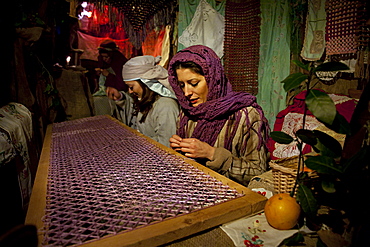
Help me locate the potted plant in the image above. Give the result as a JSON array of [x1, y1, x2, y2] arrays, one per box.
[[270, 60, 370, 246]]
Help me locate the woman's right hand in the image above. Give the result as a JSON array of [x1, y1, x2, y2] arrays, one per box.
[[170, 135, 215, 160], [169, 135, 183, 152]]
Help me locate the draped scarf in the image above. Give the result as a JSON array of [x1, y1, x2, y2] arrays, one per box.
[[168, 45, 268, 150]]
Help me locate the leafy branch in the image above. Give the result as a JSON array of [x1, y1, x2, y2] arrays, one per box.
[[270, 60, 355, 220]]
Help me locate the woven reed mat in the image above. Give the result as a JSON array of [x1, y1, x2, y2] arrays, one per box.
[[224, 0, 260, 95]]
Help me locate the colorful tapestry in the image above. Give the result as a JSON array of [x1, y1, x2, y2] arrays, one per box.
[[267, 91, 358, 160], [224, 0, 260, 94]]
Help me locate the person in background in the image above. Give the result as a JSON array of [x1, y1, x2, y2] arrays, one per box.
[[93, 40, 128, 119], [108, 55, 179, 148], [167, 45, 269, 186]]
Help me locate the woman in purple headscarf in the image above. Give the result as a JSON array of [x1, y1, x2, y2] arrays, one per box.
[[168, 45, 269, 186]]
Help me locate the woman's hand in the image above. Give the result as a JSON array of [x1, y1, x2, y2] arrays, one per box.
[[101, 69, 110, 77], [169, 135, 183, 152], [105, 87, 121, 100], [170, 135, 215, 160], [95, 68, 102, 75]]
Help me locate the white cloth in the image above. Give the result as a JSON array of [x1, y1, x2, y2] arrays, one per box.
[[0, 103, 33, 209], [221, 212, 298, 247], [122, 55, 176, 99], [178, 0, 225, 58]]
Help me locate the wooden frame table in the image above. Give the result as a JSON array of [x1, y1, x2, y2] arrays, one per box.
[[25, 115, 266, 246]]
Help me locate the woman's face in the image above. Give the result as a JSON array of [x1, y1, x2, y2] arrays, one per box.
[[176, 68, 208, 107], [125, 80, 143, 100], [100, 52, 112, 64]]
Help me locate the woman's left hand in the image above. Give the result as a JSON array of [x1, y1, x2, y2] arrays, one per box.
[[106, 87, 121, 100], [177, 138, 215, 160]]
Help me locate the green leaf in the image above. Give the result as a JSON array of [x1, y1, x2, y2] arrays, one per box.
[[321, 179, 336, 193], [319, 112, 351, 135], [292, 60, 310, 71], [313, 61, 350, 72], [312, 130, 342, 158], [296, 129, 317, 146], [297, 184, 318, 217], [281, 73, 309, 92], [306, 89, 336, 125], [44, 84, 51, 92], [305, 156, 343, 174], [270, 131, 294, 144]]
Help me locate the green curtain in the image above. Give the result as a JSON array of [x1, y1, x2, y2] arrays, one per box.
[[177, 0, 225, 51], [257, 0, 292, 129]]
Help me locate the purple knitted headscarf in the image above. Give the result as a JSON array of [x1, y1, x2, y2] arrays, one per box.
[[168, 45, 268, 150]]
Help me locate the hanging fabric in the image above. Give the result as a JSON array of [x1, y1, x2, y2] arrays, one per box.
[[77, 31, 133, 61], [301, 0, 326, 61], [325, 0, 361, 58], [257, 0, 292, 130], [177, 0, 225, 52], [178, 0, 225, 58], [87, 0, 177, 50], [224, 0, 261, 94]]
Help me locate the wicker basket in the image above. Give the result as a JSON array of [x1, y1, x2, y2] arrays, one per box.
[[269, 155, 316, 195]]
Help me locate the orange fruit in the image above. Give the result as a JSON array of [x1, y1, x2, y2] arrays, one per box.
[[303, 166, 313, 172], [264, 193, 301, 230]]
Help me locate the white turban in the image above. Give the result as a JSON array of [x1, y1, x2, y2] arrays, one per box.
[[122, 55, 176, 99]]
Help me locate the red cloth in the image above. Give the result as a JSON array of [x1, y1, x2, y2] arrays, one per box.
[[268, 90, 357, 160]]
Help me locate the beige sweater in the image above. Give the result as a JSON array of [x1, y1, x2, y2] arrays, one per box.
[[183, 106, 268, 186]]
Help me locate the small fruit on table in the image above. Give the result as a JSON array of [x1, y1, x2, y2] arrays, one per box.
[[264, 193, 301, 230]]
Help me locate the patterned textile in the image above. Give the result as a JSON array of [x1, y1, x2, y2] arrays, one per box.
[[178, 0, 225, 58], [268, 91, 358, 160], [221, 212, 298, 247], [301, 0, 326, 61], [177, 0, 225, 52], [224, 0, 260, 94], [0, 103, 32, 210], [325, 0, 363, 57]]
